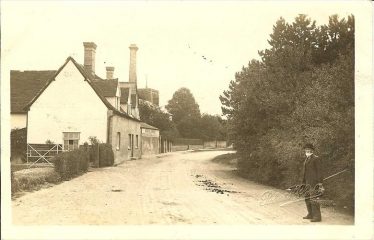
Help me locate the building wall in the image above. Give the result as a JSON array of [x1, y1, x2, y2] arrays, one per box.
[[27, 60, 108, 144], [171, 145, 203, 151], [109, 114, 141, 164], [141, 128, 160, 157], [203, 140, 227, 148], [11, 113, 27, 129]]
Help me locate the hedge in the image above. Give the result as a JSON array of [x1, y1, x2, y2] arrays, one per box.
[[89, 143, 114, 167], [10, 128, 27, 163], [53, 146, 90, 180], [98, 143, 114, 167]]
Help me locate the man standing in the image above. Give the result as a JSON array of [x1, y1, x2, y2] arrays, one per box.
[[302, 143, 324, 222]]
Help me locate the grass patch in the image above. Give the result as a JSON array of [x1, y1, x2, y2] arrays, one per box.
[[211, 153, 237, 165], [12, 167, 61, 197]]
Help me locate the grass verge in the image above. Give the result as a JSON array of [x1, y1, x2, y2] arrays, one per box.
[[11, 168, 61, 198], [211, 153, 237, 165]]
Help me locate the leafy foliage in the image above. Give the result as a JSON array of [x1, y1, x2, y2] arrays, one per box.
[[139, 100, 179, 140], [220, 14, 354, 212], [88, 137, 114, 167], [98, 143, 115, 167], [165, 87, 227, 140], [165, 87, 201, 123], [10, 128, 27, 162], [53, 146, 90, 180]]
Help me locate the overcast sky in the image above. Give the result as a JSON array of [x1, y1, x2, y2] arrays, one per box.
[[2, 1, 358, 115]]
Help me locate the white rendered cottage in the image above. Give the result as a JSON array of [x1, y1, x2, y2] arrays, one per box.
[[11, 42, 146, 164]]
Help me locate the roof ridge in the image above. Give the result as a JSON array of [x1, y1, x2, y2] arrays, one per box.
[[11, 70, 56, 72]]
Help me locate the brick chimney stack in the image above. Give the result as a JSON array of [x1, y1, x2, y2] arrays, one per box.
[[129, 44, 138, 83], [106, 66, 114, 79], [83, 42, 97, 74]]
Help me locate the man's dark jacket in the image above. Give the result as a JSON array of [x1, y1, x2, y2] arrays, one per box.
[[302, 154, 323, 188]]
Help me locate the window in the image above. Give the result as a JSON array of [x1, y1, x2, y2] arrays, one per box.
[[116, 132, 121, 150], [136, 135, 139, 148], [128, 134, 132, 149], [63, 132, 80, 151]]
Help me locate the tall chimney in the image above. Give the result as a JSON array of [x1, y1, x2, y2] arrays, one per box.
[[129, 44, 138, 83], [106, 66, 114, 79], [83, 42, 97, 74]]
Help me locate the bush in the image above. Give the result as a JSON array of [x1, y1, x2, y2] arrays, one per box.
[[88, 137, 114, 167], [53, 147, 90, 180], [11, 128, 27, 163], [98, 143, 114, 167]]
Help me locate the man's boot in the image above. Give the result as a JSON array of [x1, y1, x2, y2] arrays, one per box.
[[310, 200, 322, 222], [303, 198, 313, 219]]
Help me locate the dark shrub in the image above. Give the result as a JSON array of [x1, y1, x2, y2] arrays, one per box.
[[87, 139, 114, 167], [11, 128, 27, 163], [53, 147, 90, 180], [98, 143, 114, 167]]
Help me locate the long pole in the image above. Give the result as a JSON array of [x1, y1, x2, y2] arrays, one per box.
[[279, 168, 349, 207]]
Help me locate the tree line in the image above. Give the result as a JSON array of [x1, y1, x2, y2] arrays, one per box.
[[220, 14, 354, 212], [139, 87, 227, 142]]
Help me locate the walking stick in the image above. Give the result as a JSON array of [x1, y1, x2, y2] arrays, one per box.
[[279, 168, 349, 207]]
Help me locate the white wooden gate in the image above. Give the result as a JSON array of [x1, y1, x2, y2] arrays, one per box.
[[26, 144, 65, 168]]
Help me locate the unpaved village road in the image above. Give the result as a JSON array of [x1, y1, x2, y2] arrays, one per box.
[[12, 150, 353, 225]]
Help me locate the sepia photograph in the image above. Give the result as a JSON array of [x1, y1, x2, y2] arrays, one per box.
[[1, 1, 373, 239]]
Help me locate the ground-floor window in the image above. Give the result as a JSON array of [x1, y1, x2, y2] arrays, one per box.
[[136, 135, 139, 148], [63, 132, 80, 151]]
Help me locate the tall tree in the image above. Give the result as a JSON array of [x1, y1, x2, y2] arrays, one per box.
[[139, 100, 179, 140], [220, 15, 355, 210], [165, 87, 201, 123]]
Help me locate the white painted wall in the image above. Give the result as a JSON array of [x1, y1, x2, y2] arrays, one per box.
[[27, 60, 108, 144], [11, 113, 27, 129]]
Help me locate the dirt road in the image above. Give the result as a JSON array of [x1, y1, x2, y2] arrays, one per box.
[[12, 150, 353, 225]]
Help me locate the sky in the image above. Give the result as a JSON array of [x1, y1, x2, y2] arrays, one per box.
[[2, 1, 358, 115]]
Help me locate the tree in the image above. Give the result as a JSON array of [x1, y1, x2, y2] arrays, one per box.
[[220, 14, 355, 211], [198, 114, 227, 141], [165, 87, 201, 123], [139, 100, 179, 140]]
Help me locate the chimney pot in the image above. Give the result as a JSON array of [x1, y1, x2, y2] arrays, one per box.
[[106, 66, 115, 79], [83, 42, 97, 74]]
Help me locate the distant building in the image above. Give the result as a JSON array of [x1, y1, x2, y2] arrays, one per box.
[[138, 87, 159, 106]]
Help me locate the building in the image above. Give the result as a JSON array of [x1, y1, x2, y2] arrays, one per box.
[[138, 87, 159, 106], [10, 42, 160, 164], [140, 122, 160, 157]]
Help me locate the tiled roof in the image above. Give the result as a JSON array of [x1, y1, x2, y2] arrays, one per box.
[[10, 70, 56, 113], [120, 87, 129, 104], [92, 79, 118, 97], [13, 56, 140, 122], [140, 122, 159, 130]]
